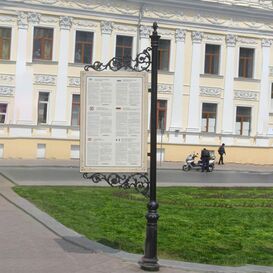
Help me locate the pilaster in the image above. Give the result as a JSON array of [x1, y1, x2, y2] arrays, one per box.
[[169, 29, 186, 143], [139, 25, 151, 53], [186, 31, 203, 143], [13, 11, 34, 131], [257, 39, 272, 138], [100, 21, 113, 64], [52, 16, 72, 130], [222, 34, 237, 135]]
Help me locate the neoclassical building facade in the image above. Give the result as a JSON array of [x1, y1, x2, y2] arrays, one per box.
[[1, 0, 273, 163]]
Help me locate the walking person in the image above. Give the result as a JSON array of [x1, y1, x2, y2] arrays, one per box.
[[218, 143, 226, 165], [201, 148, 210, 172]]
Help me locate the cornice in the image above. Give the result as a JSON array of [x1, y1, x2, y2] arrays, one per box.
[[2, 0, 139, 16], [3, 0, 273, 36]]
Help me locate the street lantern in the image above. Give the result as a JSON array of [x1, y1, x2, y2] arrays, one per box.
[[82, 22, 160, 271]]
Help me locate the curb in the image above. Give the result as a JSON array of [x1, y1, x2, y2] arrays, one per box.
[[1, 165, 273, 174]]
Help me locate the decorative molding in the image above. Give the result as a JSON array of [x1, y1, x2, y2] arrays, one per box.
[[114, 24, 136, 33], [226, 34, 237, 47], [68, 77, 80, 87], [0, 74, 15, 84], [100, 21, 113, 35], [34, 74, 57, 85], [10, 0, 139, 15], [202, 0, 273, 11], [17, 11, 28, 29], [175, 29, 186, 42], [73, 19, 98, 28], [245, 21, 265, 29], [203, 34, 224, 42], [9, 0, 273, 33], [142, 6, 269, 33], [158, 29, 174, 38], [0, 15, 16, 23], [191, 31, 203, 43], [139, 25, 151, 39], [28, 12, 41, 24], [261, 39, 272, 47], [205, 16, 226, 25], [234, 90, 258, 100], [158, 84, 173, 93], [59, 16, 73, 30], [143, 6, 184, 21], [40, 16, 58, 24], [200, 86, 222, 97], [0, 86, 14, 97], [237, 37, 259, 45]]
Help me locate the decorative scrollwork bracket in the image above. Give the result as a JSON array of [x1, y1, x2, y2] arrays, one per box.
[[83, 173, 150, 198], [84, 47, 152, 72]]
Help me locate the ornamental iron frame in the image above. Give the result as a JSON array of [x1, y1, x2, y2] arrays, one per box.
[[83, 22, 160, 271]]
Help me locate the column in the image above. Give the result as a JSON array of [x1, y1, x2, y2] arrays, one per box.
[[169, 29, 186, 143], [139, 25, 151, 129], [186, 31, 203, 144], [139, 25, 150, 52], [221, 34, 236, 145], [52, 16, 72, 136], [256, 39, 272, 146], [12, 12, 34, 136], [100, 21, 113, 64]]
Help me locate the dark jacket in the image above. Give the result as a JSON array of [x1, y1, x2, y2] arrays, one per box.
[[201, 149, 210, 160], [218, 146, 225, 155]]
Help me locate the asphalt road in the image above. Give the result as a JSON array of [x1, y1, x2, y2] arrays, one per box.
[[1, 166, 273, 187]]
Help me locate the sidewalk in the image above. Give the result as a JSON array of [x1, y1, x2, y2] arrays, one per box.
[[1, 158, 273, 172], [1, 174, 273, 273]]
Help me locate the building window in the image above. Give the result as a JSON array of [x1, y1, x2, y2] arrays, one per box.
[[74, 31, 93, 64], [0, 27, 11, 60], [236, 106, 251, 136], [239, 48, 254, 78], [0, 103, 7, 123], [115, 35, 133, 66], [158, 39, 170, 71], [204, 44, 220, 75], [157, 100, 167, 130], [33, 27, 53, 60], [201, 103, 217, 133], [71, 94, 80, 126], [38, 92, 49, 124]]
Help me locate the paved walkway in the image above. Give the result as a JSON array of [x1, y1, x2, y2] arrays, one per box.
[[1, 168, 273, 272]]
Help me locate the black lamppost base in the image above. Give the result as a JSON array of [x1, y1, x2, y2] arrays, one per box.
[[139, 258, 160, 271]]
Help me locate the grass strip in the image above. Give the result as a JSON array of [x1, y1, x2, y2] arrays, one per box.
[[14, 186, 273, 266]]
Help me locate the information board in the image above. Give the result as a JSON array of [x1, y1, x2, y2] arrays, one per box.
[[80, 71, 148, 173]]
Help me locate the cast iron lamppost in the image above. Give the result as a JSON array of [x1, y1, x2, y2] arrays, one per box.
[[83, 22, 160, 271], [139, 22, 160, 271]]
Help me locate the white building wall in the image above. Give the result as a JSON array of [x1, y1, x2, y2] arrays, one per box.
[[1, 0, 273, 160]]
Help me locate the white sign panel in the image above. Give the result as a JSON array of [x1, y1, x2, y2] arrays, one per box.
[[80, 71, 148, 173]]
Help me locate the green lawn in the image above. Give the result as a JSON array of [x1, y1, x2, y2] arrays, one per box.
[[14, 186, 273, 266]]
